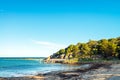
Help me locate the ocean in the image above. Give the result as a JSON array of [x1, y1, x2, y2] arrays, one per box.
[[0, 57, 83, 77]]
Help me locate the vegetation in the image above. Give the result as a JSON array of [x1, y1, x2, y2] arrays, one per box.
[[48, 37, 120, 62]]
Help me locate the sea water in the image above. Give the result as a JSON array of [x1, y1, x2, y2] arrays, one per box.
[[0, 57, 83, 77]]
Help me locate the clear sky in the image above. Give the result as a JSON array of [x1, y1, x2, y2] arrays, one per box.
[[0, 0, 120, 57]]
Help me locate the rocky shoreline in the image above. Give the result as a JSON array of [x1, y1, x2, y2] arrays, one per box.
[[0, 62, 120, 80]]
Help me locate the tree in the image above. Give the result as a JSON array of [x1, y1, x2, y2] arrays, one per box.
[[108, 41, 117, 57], [87, 40, 98, 56], [117, 40, 120, 59], [59, 49, 65, 54], [72, 45, 79, 58], [97, 39, 109, 58], [79, 43, 91, 58], [50, 36, 120, 61]]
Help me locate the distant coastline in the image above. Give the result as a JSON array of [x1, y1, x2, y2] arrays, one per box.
[[0, 57, 46, 59]]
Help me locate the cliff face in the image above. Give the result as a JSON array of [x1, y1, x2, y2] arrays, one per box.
[[49, 52, 74, 60]]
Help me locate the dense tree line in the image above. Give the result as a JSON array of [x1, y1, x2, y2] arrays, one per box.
[[50, 37, 120, 60]]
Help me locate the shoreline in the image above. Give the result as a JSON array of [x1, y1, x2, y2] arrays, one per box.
[[1, 62, 119, 80]]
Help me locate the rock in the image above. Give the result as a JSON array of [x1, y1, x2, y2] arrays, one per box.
[[60, 54, 65, 59]]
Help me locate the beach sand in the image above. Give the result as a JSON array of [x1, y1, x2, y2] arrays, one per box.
[[0, 63, 120, 80]]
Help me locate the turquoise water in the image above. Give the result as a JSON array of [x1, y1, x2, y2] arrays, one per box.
[[0, 57, 82, 77]]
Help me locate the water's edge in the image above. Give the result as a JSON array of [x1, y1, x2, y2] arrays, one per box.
[[0, 57, 87, 77]]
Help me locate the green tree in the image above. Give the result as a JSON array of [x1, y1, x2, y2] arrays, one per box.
[[50, 36, 120, 61], [108, 41, 117, 57], [59, 49, 65, 54], [87, 40, 98, 57], [79, 43, 91, 58], [97, 39, 109, 58], [117, 40, 120, 59], [72, 45, 79, 58]]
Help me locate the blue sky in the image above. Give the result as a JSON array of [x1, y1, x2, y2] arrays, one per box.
[[0, 0, 120, 57]]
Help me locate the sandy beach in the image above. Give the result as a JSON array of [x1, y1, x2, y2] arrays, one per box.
[[1, 62, 120, 80]]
